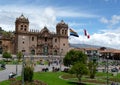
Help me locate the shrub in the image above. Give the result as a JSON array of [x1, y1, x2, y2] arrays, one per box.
[[0, 60, 5, 64], [24, 64, 34, 82], [2, 51, 12, 61]]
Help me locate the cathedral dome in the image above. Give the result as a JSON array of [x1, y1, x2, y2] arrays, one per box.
[[56, 20, 68, 28], [15, 14, 29, 23], [40, 26, 49, 33]]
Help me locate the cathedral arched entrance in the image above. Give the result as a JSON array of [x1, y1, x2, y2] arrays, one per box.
[[0, 41, 2, 54], [0, 46, 2, 54], [43, 46, 48, 55], [54, 50, 57, 55], [31, 49, 35, 55]]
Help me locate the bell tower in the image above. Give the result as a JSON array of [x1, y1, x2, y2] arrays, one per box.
[[15, 14, 29, 33], [56, 20, 68, 36], [56, 20, 69, 55], [14, 14, 30, 54]]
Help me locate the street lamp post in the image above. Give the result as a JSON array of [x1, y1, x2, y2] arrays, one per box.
[[116, 59, 118, 85], [52, 50, 54, 67], [30, 49, 33, 65], [22, 53, 24, 85], [107, 55, 109, 85], [22, 36, 25, 85], [16, 56, 18, 75], [60, 49, 63, 71]]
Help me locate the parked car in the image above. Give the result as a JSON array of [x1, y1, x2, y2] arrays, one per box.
[[111, 68, 118, 72]]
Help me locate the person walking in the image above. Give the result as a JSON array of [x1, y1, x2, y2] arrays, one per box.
[[111, 82, 115, 85]]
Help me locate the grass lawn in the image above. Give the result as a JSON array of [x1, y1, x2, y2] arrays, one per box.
[[0, 72, 94, 85], [0, 72, 74, 85], [0, 68, 3, 71], [0, 80, 11, 85], [34, 72, 75, 85], [1, 71, 119, 85], [61, 72, 120, 85]]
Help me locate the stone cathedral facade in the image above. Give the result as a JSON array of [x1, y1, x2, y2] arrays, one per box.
[[13, 14, 69, 55]]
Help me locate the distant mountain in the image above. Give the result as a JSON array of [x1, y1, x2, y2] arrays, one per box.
[[69, 43, 114, 49]]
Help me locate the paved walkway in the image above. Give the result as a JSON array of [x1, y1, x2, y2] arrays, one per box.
[[0, 65, 22, 82], [0, 64, 65, 82]]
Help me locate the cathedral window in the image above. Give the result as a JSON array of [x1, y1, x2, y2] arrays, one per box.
[[22, 50, 25, 52], [62, 30, 64, 34], [21, 27, 23, 30], [24, 25, 27, 28], [20, 25, 23, 30], [24, 28, 26, 31], [32, 36, 34, 41], [24, 25, 27, 29], [65, 30, 67, 35], [63, 43, 65, 46], [55, 39, 57, 42], [21, 25, 23, 27], [0, 41, 2, 45]]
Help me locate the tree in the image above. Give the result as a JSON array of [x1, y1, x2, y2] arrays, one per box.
[[63, 50, 87, 66], [88, 60, 98, 79], [63, 50, 89, 84], [17, 51, 23, 62], [70, 62, 89, 83], [2, 51, 12, 61]]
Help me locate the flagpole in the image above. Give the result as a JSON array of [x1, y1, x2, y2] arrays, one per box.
[[83, 29, 91, 60]]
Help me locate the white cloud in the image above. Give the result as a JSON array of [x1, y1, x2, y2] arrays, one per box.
[[92, 15, 120, 49], [90, 32, 119, 48], [69, 31, 120, 49], [68, 22, 86, 28], [110, 15, 120, 25], [100, 15, 120, 25], [0, 5, 99, 31], [100, 17, 108, 24], [0, 6, 57, 31], [56, 10, 98, 18]]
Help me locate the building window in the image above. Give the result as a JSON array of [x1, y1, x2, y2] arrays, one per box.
[[32, 37, 34, 41], [65, 30, 67, 35], [22, 50, 25, 52], [24, 28, 26, 31], [63, 43, 65, 46], [62, 30, 64, 34], [21, 28, 23, 30], [0, 41, 2, 45], [31, 49, 35, 55], [55, 39, 57, 42], [21, 25, 23, 27], [22, 41, 24, 44], [24, 25, 27, 28], [87, 50, 91, 54]]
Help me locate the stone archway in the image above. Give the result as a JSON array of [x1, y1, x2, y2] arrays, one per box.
[[0, 46, 2, 54], [54, 50, 57, 55], [0, 41, 2, 54], [43, 46, 48, 55], [31, 49, 35, 55]]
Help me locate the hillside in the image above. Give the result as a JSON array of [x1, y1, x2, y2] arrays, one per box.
[[69, 43, 114, 49]]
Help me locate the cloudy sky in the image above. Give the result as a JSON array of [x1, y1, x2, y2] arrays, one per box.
[[0, 0, 120, 49]]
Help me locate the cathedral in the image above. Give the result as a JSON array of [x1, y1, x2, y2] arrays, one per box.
[[9, 14, 69, 56]]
